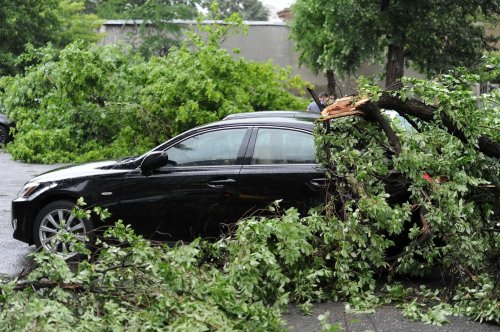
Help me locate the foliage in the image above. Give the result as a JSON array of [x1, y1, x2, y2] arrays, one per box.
[[1, 17, 309, 163], [1, 69, 498, 329], [290, 0, 499, 86], [0, 201, 341, 330], [0, 16, 498, 329], [136, 17, 309, 140], [2, 66, 498, 326], [0, 0, 103, 75], [84, 0, 149, 18], [0, 218, 287, 331], [474, 55, 500, 84], [1, 42, 152, 163], [54, 0, 104, 46], [290, 0, 339, 75], [202, 0, 270, 21]]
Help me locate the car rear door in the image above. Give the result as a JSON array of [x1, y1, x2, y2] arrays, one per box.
[[237, 126, 326, 218], [116, 127, 251, 241]]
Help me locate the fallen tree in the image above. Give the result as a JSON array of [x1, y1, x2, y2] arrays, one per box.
[[313, 69, 499, 322], [320, 93, 500, 159]]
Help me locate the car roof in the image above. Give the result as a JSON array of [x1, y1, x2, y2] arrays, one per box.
[[201, 113, 317, 132], [223, 110, 320, 121]]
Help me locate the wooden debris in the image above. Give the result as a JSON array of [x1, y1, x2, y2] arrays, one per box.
[[320, 96, 369, 120]]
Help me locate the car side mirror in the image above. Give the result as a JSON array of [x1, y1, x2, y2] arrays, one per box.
[[140, 151, 169, 173]]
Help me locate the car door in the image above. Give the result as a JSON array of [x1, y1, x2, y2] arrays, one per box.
[[117, 127, 251, 242], [238, 126, 326, 218]]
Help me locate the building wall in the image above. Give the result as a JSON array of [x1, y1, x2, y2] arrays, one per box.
[[98, 20, 423, 96]]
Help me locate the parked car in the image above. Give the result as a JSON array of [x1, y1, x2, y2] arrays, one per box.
[[12, 112, 326, 257], [0, 111, 13, 146]]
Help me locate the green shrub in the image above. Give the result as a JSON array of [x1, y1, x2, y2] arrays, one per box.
[[1, 17, 309, 163]]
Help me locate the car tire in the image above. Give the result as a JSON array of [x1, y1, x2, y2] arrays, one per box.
[[33, 200, 95, 259], [0, 124, 8, 146]]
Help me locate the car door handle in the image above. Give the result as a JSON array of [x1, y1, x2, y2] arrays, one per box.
[[207, 179, 237, 188], [309, 178, 328, 189]]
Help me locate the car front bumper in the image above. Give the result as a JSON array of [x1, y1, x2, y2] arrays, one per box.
[[12, 198, 40, 245]]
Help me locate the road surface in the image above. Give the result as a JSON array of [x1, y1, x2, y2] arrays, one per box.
[[0, 151, 63, 276]]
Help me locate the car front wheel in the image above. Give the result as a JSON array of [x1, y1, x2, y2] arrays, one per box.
[[33, 200, 95, 259]]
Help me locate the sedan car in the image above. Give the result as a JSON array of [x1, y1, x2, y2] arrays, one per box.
[[0, 111, 13, 146], [12, 113, 326, 257]]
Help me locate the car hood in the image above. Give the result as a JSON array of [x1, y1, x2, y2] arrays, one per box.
[[30, 161, 131, 183]]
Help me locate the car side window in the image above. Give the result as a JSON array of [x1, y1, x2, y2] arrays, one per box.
[[166, 128, 247, 166], [251, 128, 316, 164]]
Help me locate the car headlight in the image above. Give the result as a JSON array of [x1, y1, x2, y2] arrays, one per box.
[[19, 183, 40, 198], [19, 182, 56, 198]]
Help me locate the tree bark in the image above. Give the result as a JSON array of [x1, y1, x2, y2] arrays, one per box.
[[377, 93, 434, 120], [326, 69, 339, 98], [385, 31, 405, 90]]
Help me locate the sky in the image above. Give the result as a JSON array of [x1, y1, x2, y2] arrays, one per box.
[[261, 0, 295, 8], [260, 0, 295, 21]]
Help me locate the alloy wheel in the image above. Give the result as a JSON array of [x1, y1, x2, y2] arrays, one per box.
[[38, 208, 87, 258]]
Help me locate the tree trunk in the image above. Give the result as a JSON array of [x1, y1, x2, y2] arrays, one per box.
[[326, 69, 339, 98], [385, 32, 405, 90]]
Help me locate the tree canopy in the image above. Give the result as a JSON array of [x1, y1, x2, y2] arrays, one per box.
[[0, 0, 102, 75], [88, 0, 270, 21], [291, 0, 499, 89], [84, 0, 148, 18], [203, 0, 270, 21]]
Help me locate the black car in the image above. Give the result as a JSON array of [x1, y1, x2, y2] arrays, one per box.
[[12, 113, 326, 257], [0, 111, 13, 146]]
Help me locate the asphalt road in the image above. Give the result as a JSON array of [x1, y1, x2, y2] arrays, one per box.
[[0, 150, 498, 331], [0, 151, 64, 276]]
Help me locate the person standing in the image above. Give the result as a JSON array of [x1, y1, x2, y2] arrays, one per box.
[[306, 92, 328, 113]]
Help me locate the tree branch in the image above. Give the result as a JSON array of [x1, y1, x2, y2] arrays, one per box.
[[357, 102, 402, 155], [376, 93, 500, 158]]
